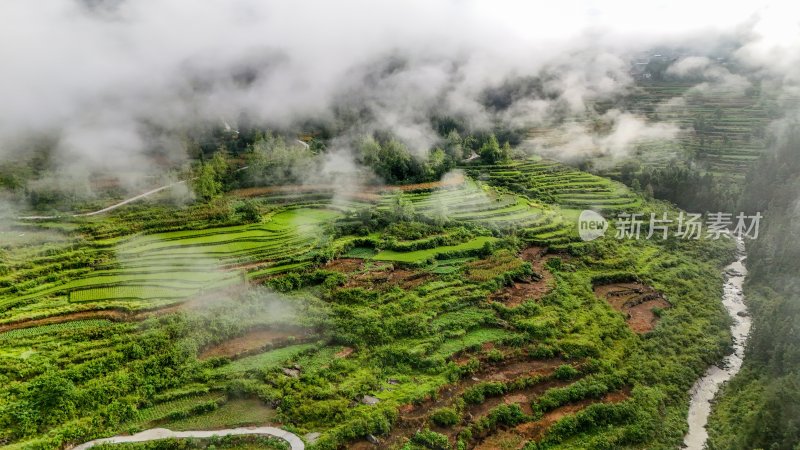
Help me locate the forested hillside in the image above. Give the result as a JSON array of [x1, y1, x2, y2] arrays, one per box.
[[707, 121, 800, 449]]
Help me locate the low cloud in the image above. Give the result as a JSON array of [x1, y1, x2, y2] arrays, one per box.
[[526, 110, 679, 163], [0, 0, 797, 192], [666, 56, 752, 95]]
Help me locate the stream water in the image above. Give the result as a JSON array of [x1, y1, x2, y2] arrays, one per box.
[[683, 237, 751, 449]]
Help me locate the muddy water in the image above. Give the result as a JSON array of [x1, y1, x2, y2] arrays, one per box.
[[683, 237, 751, 449]]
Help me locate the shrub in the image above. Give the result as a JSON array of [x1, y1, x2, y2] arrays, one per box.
[[529, 344, 557, 359], [266, 272, 302, 292], [430, 407, 460, 427], [553, 364, 580, 380], [485, 349, 504, 363], [236, 200, 262, 222], [489, 403, 526, 426], [545, 257, 563, 271], [411, 429, 450, 449], [463, 381, 506, 404]]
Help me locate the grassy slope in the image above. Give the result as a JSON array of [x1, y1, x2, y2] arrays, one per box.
[[0, 162, 735, 450]]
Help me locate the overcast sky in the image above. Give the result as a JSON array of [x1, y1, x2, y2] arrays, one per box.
[[0, 0, 797, 187]]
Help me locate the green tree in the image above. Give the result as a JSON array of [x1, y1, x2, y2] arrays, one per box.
[[236, 199, 262, 223], [426, 147, 451, 180], [479, 134, 509, 164], [359, 137, 419, 184], [193, 163, 222, 201], [390, 195, 415, 222], [444, 129, 464, 159], [243, 133, 316, 186], [24, 371, 77, 429]]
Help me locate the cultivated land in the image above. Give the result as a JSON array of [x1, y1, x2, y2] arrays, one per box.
[[528, 79, 795, 182], [0, 158, 736, 450]]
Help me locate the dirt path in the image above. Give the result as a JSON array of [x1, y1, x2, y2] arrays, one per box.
[[0, 309, 131, 333], [198, 328, 309, 360], [17, 169, 464, 221], [70, 426, 304, 450], [18, 180, 188, 220]]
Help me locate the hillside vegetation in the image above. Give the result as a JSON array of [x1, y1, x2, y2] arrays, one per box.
[[0, 155, 737, 450]]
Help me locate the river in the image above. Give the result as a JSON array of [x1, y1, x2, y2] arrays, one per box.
[[683, 237, 751, 449]]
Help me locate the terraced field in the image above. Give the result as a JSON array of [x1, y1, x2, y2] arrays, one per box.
[[626, 82, 773, 176], [0, 163, 737, 450], [376, 177, 581, 247], [0, 208, 340, 323], [465, 159, 640, 211], [525, 81, 792, 181]]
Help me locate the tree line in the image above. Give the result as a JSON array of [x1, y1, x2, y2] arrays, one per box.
[[190, 129, 511, 200], [706, 120, 800, 450]]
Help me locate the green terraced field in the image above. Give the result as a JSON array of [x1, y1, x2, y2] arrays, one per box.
[[373, 236, 497, 263], [134, 392, 226, 424], [372, 177, 582, 248], [0, 163, 738, 450], [524, 81, 778, 182], [0, 208, 340, 319], [0, 319, 113, 341], [216, 343, 317, 374], [622, 81, 778, 178], [465, 159, 640, 211]]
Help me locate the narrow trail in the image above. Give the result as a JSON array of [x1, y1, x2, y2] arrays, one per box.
[[18, 180, 187, 220], [683, 237, 750, 449], [16, 140, 308, 221], [71, 426, 304, 450]]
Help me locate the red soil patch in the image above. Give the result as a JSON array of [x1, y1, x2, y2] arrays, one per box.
[[382, 173, 466, 192], [325, 258, 365, 273], [335, 347, 355, 358], [469, 378, 570, 419], [198, 327, 308, 360], [488, 247, 564, 307], [230, 176, 465, 202], [345, 266, 431, 290], [326, 258, 431, 290], [230, 185, 380, 202], [0, 309, 130, 333], [483, 359, 564, 382], [475, 388, 631, 449], [594, 282, 671, 333], [504, 393, 532, 413], [519, 246, 547, 261], [489, 279, 552, 307], [514, 389, 630, 440], [354, 357, 568, 449]]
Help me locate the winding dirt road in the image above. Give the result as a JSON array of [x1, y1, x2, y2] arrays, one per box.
[[18, 180, 188, 220], [71, 426, 304, 450], [16, 140, 310, 221]]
